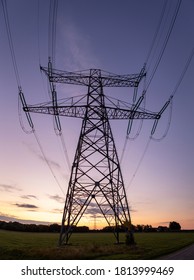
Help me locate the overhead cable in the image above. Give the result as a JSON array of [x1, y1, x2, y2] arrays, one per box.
[[33, 131, 66, 196], [151, 44, 194, 140], [2, 0, 65, 196], [48, 0, 58, 67], [126, 137, 152, 191], [171, 45, 194, 99], [1, 0, 21, 89], [145, 0, 182, 91], [145, 0, 168, 64]]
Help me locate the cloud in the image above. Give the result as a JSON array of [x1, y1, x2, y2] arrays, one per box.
[[88, 214, 102, 219], [86, 207, 103, 215], [86, 204, 115, 215], [157, 221, 170, 225], [38, 154, 61, 170], [85, 203, 136, 215], [0, 212, 18, 221], [128, 206, 137, 212], [0, 212, 49, 225], [0, 184, 22, 192], [51, 208, 63, 214], [48, 194, 64, 203], [15, 203, 38, 209], [21, 195, 38, 200]]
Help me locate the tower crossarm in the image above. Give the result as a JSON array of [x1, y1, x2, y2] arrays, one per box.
[[106, 106, 160, 120], [40, 67, 146, 88], [24, 104, 160, 120]]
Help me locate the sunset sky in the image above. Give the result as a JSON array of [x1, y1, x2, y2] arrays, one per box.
[[0, 0, 194, 230]]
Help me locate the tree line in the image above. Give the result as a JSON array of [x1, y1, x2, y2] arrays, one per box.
[[102, 221, 181, 232], [0, 221, 60, 232], [0, 220, 181, 233]]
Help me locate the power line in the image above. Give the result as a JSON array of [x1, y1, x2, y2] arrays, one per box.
[[39, 0, 71, 187], [33, 130, 66, 196], [48, 0, 72, 183], [37, 0, 42, 66], [145, 0, 182, 91], [48, 0, 58, 66], [126, 137, 151, 191], [120, 0, 168, 163], [145, 0, 168, 64], [151, 44, 194, 140], [1, 0, 21, 89], [123, 0, 182, 186], [120, 135, 129, 164], [120, 82, 146, 165], [54, 124, 71, 171], [146, 0, 172, 72], [19, 88, 66, 196], [2, 0, 65, 197], [127, 41, 194, 188], [120, 119, 144, 165], [171, 45, 194, 99], [47, 0, 72, 174]]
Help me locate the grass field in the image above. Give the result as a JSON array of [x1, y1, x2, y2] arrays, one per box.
[[0, 230, 194, 259]]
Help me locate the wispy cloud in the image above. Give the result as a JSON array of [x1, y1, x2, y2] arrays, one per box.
[[0, 212, 18, 221], [86, 207, 102, 215], [38, 154, 61, 170], [48, 194, 64, 203], [15, 203, 38, 209], [0, 184, 22, 192], [85, 203, 136, 215], [157, 221, 170, 225], [51, 208, 63, 214], [129, 206, 137, 212], [21, 195, 38, 200]]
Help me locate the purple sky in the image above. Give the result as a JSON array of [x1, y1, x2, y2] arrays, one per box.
[[0, 0, 194, 229]]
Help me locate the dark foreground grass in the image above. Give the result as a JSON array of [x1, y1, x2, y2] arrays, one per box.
[[0, 230, 194, 260]]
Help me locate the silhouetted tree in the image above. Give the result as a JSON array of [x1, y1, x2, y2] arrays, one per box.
[[169, 221, 181, 231], [26, 224, 38, 232], [49, 223, 61, 232], [136, 225, 143, 232], [74, 226, 89, 232], [102, 226, 115, 232], [157, 226, 169, 232], [144, 225, 153, 232]]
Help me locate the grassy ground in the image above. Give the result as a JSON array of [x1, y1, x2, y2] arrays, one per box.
[[0, 230, 194, 260]]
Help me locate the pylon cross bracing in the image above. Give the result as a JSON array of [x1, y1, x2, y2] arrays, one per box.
[[23, 67, 159, 246]]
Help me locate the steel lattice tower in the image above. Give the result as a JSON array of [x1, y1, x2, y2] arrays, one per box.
[[23, 65, 160, 246]]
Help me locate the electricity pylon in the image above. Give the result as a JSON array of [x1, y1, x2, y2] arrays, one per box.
[[23, 65, 160, 246]]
